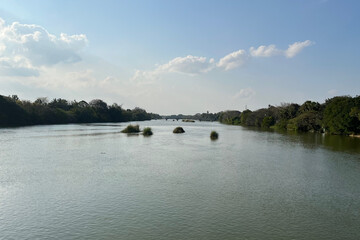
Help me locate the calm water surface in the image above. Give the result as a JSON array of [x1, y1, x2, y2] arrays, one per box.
[[0, 120, 359, 239]]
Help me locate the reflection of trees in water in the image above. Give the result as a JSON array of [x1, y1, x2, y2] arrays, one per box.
[[282, 131, 360, 155], [242, 126, 360, 155]]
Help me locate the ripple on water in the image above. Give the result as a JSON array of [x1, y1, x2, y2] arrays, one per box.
[[0, 120, 359, 239]]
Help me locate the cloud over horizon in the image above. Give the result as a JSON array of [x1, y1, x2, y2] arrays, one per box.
[[133, 40, 314, 80], [233, 87, 256, 99], [150, 55, 215, 77], [285, 40, 314, 58], [217, 49, 248, 70], [0, 18, 88, 77], [250, 40, 314, 58], [0, 17, 316, 114], [0, 17, 313, 82]]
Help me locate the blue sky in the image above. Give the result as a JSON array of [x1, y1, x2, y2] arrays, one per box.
[[0, 0, 359, 114]]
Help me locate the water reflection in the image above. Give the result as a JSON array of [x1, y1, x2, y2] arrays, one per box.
[[241, 126, 360, 155], [0, 120, 359, 239]]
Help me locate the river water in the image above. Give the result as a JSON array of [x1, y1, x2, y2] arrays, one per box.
[[0, 120, 359, 239]]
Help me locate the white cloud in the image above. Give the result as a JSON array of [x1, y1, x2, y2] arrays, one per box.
[[250, 40, 314, 58], [132, 55, 215, 81], [0, 17, 88, 76], [155, 55, 215, 75], [233, 88, 256, 99], [217, 49, 247, 71], [285, 40, 314, 58], [249, 44, 280, 57], [133, 40, 314, 80], [0, 55, 39, 76]]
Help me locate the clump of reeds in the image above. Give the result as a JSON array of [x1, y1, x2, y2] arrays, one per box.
[[173, 127, 185, 134], [143, 127, 153, 136], [121, 124, 140, 133], [210, 131, 219, 140]]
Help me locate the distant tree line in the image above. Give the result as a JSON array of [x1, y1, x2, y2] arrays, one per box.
[[0, 94, 161, 127], [161, 95, 360, 135], [2, 94, 359, 135], [218, 96, 360, 135], [163, 112, 220, 122]]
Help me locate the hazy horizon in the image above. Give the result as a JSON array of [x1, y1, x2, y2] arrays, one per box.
[[0, 0, 359, 115]]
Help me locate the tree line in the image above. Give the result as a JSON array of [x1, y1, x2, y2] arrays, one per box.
[[163, 112, 220, 122], [0, 95, 161, 127], [218, 96, 360, 135], [1, 94, 359, 135]]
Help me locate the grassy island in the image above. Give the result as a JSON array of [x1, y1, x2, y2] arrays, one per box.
[[143, 127, 153, 136], [210, 131, 219, 140], [173, 127, 185, 134], [121, 124, 140, 133]]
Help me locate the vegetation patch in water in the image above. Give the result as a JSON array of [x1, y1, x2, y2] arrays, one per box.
[[182, 119, 195, 122], [143, 127, 153, 136], [173, 127, 185, 134], [121, 124, 140, 133], [210, 131, 219, 140]]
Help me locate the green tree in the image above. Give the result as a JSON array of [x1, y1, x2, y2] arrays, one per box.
[[299, 101, 321, 113], [261, 116, 275, 128], [350, 107, 360, 121], [240, 109, 252, 125], [323, 96, 360, 134], [0, 96, 29, 126]]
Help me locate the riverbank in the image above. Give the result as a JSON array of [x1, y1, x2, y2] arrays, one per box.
[[0, 95, 161, 128]]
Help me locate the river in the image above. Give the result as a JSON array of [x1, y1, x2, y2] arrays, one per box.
[[0, 120, 359, 239]]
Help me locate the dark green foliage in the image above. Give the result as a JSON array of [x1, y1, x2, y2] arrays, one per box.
[[323, 96, 360, 135], [217, 96, 360, 135], [143, 127, 153, 136], [121, 124, 140, 133], [261, 116, 275, 128], [210, 131, 219, 140], [274, 103, 304, 130], [164, 112, 219, 121], [89, 99, 108, 109], [240, 109, 252, 125], [108, 103, 123, 122], [245, 108, 272, 127], [0, 95, 29, 126], [196, 112, 220, 121], [279, 103, 300, 120], [219, 111, 241, 125], [69, 107, 97, 123], [0, 94, 160, 127], [48, 98, 71, 111], [275, 119, 289, 130], [34, 97, 48, 105], [299, 101, 321, 114], [289, 111, 322, 132], [173, 127, 185, 134], [350, 107, 360, 121]]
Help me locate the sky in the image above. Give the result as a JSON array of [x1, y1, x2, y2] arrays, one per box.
[[0, 0, 359, 114]]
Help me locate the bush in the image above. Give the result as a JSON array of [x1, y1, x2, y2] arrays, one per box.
[[219, 110, 241, 125], [121, 124, 140, 133], [143, 127, 153, 136], [289, 111, 322, 132], [261, 116, 275, 128], [173, 127, 185, 133], [210, 131, 219, 140], [323, 96, 360, 135]]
